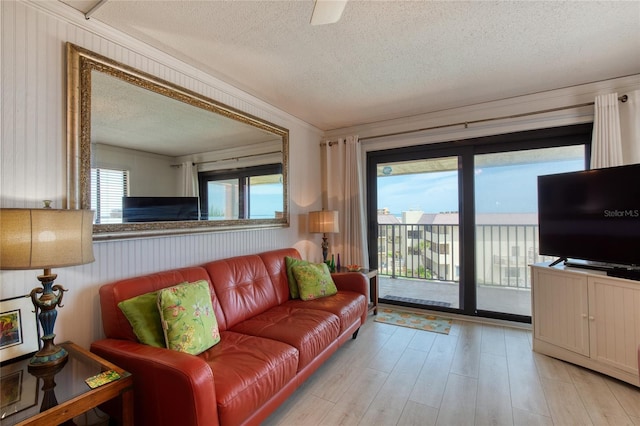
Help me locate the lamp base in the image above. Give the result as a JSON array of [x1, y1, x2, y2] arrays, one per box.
[[29, 270, 68, 370], [321, 235, 329, 262], [29, 338, 68, 369]]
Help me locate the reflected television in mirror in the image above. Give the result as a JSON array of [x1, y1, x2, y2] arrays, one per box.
[[122, 197, 200, 222]]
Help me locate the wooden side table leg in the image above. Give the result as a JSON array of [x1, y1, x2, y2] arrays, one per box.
[[121, 388, 134, 426]]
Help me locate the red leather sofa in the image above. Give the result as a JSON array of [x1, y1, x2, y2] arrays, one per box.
[[91, 248, 368, 426]]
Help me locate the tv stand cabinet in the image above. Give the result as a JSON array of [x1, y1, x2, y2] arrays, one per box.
[[531, 263, 640, 387]]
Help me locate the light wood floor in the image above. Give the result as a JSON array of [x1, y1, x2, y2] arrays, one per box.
[[264, 308, 640, 426]]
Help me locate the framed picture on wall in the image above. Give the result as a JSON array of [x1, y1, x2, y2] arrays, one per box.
[[0, 296, 39, 364]]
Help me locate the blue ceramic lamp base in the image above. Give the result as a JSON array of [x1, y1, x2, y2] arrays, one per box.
[[28, 271, 69, 370]]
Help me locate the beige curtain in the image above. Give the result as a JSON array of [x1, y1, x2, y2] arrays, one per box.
[[591, 93, 623, 168], [619, 89, 640, 165], [178, 161, 198, 197], [322, 136, 369, 268]]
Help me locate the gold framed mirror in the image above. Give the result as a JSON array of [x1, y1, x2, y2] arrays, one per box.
[[67, 43, 289, 240]]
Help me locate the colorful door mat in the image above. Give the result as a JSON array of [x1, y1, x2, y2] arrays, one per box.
[[374, 308, 452, 334]]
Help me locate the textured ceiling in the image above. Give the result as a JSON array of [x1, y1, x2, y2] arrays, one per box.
[[60, 0, 640, 131]]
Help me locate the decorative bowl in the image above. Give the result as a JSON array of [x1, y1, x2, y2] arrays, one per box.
[[346, 264, 361, 272]]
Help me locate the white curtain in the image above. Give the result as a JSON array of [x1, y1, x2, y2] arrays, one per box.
[[619, 89, 640, 165], [322, 136, 369, 268], [591, 93, 623, 168], [178, 161, 199, 197]]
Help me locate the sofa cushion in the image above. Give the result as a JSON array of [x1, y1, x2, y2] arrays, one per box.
[[230, 305, 340, 370], [203, 255, 279, 329], [158, 281, 221, 355], [117, 290, 166, 348], [292, 262, 338, 301], [198, 331, 299, 426], [258, 248, 302, 304], [285, 291, 367, 334]]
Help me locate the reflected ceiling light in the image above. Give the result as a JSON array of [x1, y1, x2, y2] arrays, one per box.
[[310, 0, 348, 26]]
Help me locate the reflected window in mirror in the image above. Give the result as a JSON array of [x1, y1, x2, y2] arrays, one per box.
[[198, 164, 283, 220], [91, 168, 129, 224]]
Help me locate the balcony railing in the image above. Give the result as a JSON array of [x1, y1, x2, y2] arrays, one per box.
[[377, 223, 553, 289]]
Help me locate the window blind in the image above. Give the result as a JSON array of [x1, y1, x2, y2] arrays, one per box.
[[91, 168, 129, 224]]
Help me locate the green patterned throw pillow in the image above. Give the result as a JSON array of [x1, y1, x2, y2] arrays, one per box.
[[157, 280, 220, 355], [291, 262, 338, 301], [285, 256, 310, 299], [118, 290, 166, 348]]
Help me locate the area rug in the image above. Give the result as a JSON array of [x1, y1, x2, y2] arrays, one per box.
[[375, 308, 452, 334]]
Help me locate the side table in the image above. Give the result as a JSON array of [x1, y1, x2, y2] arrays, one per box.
[[1, 341, 133, 426], [339, 268, 378, 315]]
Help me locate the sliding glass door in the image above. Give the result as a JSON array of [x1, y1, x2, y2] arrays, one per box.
[[367, 124, 592, 321], [474, 146, 586, 316], [376, 156, 461, 309]]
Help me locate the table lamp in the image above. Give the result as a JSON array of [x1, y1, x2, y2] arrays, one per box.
[[308, 210, 339, 262], [0, 206, 94, 369]]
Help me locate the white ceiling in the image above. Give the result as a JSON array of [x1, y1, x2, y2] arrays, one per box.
[[60, 0, 640, 132]]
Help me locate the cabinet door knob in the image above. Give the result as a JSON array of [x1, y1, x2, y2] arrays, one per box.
[[582, 314, 588, 318], [589, 316, 595, 321]]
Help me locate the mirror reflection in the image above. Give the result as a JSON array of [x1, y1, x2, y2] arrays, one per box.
[[67, 43, 289, 239]]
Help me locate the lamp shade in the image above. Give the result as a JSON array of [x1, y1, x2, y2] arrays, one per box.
[[308, 210, 339, 234], [0, 208, 95, 270]]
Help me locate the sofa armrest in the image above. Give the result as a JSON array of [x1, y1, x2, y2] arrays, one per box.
[[331, 272, 368, 296], [91, 339, 219, 426]]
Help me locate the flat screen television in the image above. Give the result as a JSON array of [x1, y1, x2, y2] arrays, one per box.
[[537, 163, 640, 270], [122, 197, 199, 222]]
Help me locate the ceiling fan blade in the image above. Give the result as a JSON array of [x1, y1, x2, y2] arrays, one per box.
[[310, 0, 348, 26]]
